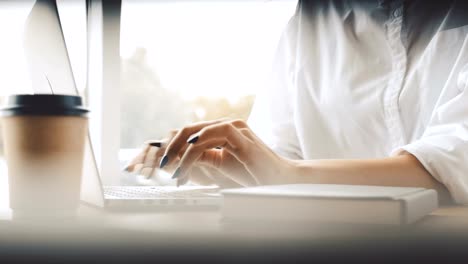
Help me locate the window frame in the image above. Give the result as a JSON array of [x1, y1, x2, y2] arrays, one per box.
[[87, 0, 122, 184]]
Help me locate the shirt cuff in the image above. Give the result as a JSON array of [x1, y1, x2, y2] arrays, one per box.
[[391, 140, 468, 204]]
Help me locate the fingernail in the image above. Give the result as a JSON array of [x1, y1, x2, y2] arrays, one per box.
[[172, 167, 182, 179], [187, 135, 199, 144], [149, 142, 162, 147], [160, 155, 169, 169]]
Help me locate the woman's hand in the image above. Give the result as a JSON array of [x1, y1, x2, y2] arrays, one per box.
[[124, 119, 451, 204], [124, 129, 177, 178], [125, 119, 296, 187]]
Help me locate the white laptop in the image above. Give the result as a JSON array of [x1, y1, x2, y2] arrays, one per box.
[[80, 139, 221, 209], [23, 0, 222, 209]]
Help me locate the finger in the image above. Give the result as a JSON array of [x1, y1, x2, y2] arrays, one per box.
[[124, 144, 151, 172], [173, 123, 252, 182], [238, 127, 255, 141], [171, 140, 226, 183], [187, 122, 253, 163], [143, 131, 178, 178], [176, 174, 190, 187], [160, 119, 228, 169], [144, 142, 169, 178], [194, 165, 244, 188], [173, 132, 235, 178], [187, 166, 217, 186], [199, 150, 257, 187], [140, 145, 160, 177], [140, 141, 170, 178], [125, 138, 168, 173], [191, 123, 261, 185], [230, 120, 261, 143], [132, 163, 144, 175], [229, 119, 249, 129], [186, 120, 251, 145], [175, 166, 241, 188]]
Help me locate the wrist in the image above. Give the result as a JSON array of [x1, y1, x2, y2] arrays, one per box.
[[275, 158, 313, 185], [258, 156, 296, 185], [289, 159, 321, 184]]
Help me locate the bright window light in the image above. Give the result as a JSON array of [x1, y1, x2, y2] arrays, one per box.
[[0, 0, 86, 97], [0, 1, 35, 96], [120, 0, 297, 148]]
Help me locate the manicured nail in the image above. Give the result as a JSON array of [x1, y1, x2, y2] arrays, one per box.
[[187, 135, 199, 144], [149, 142, 162, 147], [160, 155, 169, 169], [172, 167, 182, 179]]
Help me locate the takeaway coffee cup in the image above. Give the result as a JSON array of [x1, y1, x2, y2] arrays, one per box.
[[0, 94, 88, 219]]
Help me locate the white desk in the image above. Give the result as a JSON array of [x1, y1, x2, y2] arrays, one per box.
[[3, 158, 468, 263], [2, 155, 468, 234]]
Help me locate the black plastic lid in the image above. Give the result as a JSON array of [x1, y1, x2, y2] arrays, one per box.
[[0, 94, 89, 117]]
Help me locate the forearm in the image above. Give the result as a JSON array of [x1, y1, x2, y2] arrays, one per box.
[[288, 153, 450, 201]]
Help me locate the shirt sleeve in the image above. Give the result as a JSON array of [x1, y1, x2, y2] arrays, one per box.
[[393, 61, 468, 204], [247, 13, 303, 160]]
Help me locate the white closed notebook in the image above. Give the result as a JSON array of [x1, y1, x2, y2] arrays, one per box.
[[221, 184, 438, 225]]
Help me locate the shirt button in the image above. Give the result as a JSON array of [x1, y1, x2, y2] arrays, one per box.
[[393, 8, 402, 18]]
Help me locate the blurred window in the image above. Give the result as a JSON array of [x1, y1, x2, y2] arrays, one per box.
[[120, 0, 297, 148]]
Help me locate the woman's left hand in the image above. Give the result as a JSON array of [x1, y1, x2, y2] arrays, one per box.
[[160, 119, 295, 187]]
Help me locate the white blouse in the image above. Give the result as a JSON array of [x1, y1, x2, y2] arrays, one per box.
[[248, 0, 468, 204]]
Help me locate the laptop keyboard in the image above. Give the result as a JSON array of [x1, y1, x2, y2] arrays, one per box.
[[103, 186, 220, 199]]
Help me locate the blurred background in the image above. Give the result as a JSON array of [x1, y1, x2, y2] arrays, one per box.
[[0, 0, 298, 187], [0, 0, 297, 147], [118, 0, 297, 147]]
